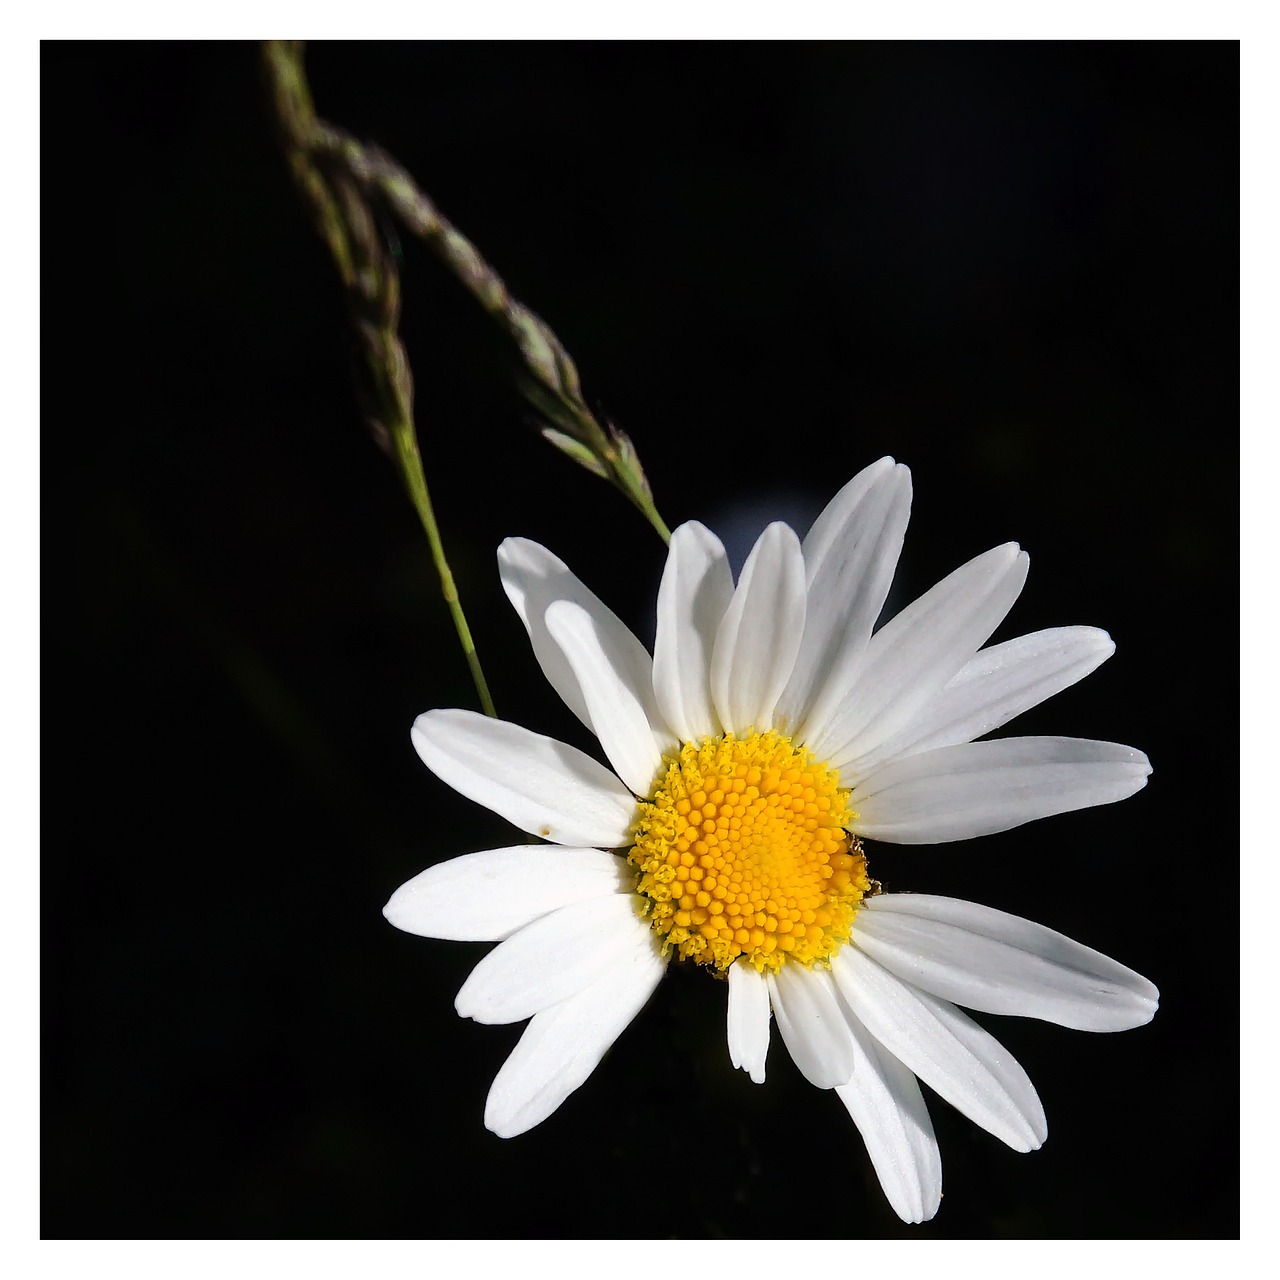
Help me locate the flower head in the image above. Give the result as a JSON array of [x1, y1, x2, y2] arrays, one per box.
[[385, 457, 1157, 1223]]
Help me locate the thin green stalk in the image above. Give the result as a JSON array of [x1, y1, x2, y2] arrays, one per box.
[[392, 425, 496, 717], [262, 40, 497, 716]]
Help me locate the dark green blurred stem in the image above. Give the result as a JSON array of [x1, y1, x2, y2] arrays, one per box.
[[262, 40, 497, 717]]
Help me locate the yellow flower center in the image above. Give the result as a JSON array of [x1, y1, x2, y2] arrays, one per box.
[[629, 731, 871, 974]]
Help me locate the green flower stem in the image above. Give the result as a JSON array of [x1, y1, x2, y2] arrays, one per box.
[[262, 40, 497, 717], [392, 426, 496, 720]]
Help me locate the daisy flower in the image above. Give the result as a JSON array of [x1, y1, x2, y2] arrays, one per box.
[[384, 456, 1157, 1223]]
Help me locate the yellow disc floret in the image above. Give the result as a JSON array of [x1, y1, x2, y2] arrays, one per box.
[[629, 730, 871, 974]]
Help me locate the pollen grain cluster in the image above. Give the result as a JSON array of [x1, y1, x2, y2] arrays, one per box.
[[629, 730, 870, 973]]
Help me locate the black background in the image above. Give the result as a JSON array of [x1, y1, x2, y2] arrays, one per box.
[[44, 41, 1237, 1238]]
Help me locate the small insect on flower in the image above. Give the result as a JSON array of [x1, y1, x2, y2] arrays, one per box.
[[385, 457, 1157, 1223]]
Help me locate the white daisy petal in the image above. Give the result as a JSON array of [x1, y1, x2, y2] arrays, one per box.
[[383, 846, 632, 942], [710, 522, 807, 734], [498, 537, 657, 736], [834, 1007, 942, 1225], [852, 626, 1116, 776], [806, 543, 1029, 769], [833, 946, 1047, 1151], [652, 521, 735, 742], [851, 735, 1152, 844], [483, 926, 666, 1138], [455, 893, 649, 1025], [545, 599, 674, 796], [411, 708, 637, 848], [856, 894, 1159, 1031], [766, 963, 858, 1090], [775, 459, 912, 734], [726, 961, 771, 1084]]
